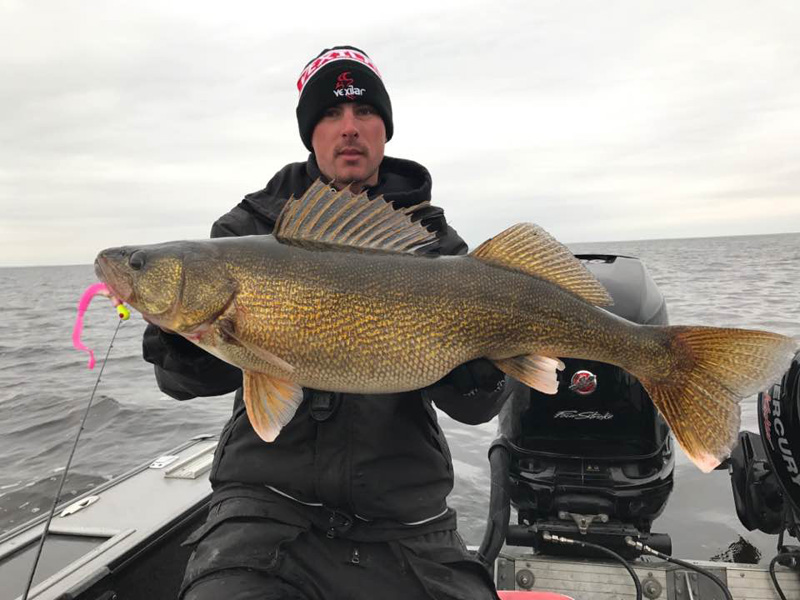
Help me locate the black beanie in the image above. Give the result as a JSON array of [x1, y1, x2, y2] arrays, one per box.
[[296, 46, 393, 152]]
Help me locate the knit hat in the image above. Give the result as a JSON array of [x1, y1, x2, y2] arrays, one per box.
[[296, 45, 393, 152]]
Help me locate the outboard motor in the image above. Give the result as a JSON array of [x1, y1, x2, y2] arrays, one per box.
[[478, 255, 674, 565], [728, 350, 800, 546]]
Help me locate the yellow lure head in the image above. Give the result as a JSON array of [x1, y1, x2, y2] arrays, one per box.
[[116, 304, 131, 320]]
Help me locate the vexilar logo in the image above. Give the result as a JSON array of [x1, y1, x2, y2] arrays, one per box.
[[333, 71, 365, 99], [336, 71, 354, 89]]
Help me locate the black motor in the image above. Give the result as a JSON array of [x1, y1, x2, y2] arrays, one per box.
[[478, 254, 674, 565], [728, 350, 800, 543]]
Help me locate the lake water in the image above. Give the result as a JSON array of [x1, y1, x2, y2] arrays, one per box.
[[0, 232, 798, 565]]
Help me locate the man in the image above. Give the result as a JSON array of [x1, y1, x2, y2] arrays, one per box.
[[143, 45, 508, 600]]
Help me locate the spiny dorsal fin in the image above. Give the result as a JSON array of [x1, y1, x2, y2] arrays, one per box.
[[471, 223, 613, 306], [274, 179, 437, 254]]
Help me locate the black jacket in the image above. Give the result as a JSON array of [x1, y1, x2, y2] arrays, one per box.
[[143, 155, 509, 533]]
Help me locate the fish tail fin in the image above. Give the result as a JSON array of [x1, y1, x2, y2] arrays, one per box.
[[638, 326, 797, 472]]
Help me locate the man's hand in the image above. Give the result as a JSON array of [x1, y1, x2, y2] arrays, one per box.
[[440, 359, 505, 397], [424, 359, 509, 425]]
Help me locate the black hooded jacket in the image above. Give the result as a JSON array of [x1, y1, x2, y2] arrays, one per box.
[[142, 155, 509, 533]]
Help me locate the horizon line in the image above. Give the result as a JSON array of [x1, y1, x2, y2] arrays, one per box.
[[1, 229, 798, 270]]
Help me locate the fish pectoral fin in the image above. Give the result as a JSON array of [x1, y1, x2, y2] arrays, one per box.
[[218, 316, 295, 373], [243, 371, 304, 442], [470, 223, 613, 306], [493, 354, 565, 395], [273, 179, 438, 254], [243, 344, 295, 373]]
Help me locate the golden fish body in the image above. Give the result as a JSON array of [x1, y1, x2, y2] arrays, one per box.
[[190, 236, 631, 392], [95, 181, 798, 472]]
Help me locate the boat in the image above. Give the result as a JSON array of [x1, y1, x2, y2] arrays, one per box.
[[1, 435, 215, 600], [3, 254, 800, 599], [2, 432, 798, 599]]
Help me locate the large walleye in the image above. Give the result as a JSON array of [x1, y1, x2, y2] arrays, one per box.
[[95, 181, 797, 472]]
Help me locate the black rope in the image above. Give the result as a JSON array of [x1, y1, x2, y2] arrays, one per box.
[[578, 539, 643, 600], [626, 536, 733, 600], [21, 318, 124, 600], [769, 554, 791, 600], [544, 533, 642, 600], [658, 553, 734, 600]]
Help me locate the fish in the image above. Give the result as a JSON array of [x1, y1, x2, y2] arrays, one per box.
[[94, 180, 798, 472]]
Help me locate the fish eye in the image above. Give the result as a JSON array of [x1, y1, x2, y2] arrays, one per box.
[[129, 250, 146, 270]]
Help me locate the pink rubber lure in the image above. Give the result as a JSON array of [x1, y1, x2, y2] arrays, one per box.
[[73, 282, 129, 369]]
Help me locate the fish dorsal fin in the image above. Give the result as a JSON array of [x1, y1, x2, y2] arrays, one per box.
[[274, 179, 437, 254], [470, 223, 613, 306]]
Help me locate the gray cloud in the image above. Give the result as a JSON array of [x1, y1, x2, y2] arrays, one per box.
[[1, 0, 798, 266]]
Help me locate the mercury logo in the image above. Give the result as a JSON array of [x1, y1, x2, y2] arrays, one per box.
[[762, 392, 772, 444], [569, 370, 597, 395], [769, 392, 800, 487]]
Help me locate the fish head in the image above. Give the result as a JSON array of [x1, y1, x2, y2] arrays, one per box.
[[94, 241, 238, 335]]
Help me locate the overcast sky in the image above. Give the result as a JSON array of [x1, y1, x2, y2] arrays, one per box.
[[1, 0, 798, 267]]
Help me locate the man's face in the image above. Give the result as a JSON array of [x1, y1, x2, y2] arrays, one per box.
[[311, 102, 386, 192]]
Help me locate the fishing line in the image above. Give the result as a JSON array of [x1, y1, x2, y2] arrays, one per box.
[[21, 317, 124, 600]]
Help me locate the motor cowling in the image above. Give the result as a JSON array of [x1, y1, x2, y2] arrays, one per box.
[[755, 351, 800, 536]]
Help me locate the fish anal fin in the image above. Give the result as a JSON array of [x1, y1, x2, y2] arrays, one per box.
[[471, 223, 613, 306], [493, 354, 565, 395], [243, 371, 304, 442], [274, 179, 437, 254]]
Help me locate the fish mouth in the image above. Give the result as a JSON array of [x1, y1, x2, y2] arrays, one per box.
[[94, 246, 237, 335], [94, 254, 175, 329], [94, 254, 133, 302]]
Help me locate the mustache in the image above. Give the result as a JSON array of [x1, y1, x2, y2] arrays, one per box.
[[335, 143, 368, 155]]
